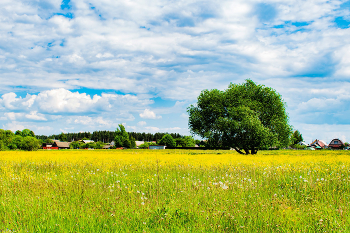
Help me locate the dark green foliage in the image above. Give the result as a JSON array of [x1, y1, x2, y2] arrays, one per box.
[[69, 141, 106, 149], [158, 134, 176, 147], [129, 136, 136, 148], [114, 124, 131, 148], [290, 130, 304, 146], [95, 141, 105, 149], [123, 138, 131, 148], [21, 136, 41, 151], [114, 137, 123, 148], [37, 131, 183, 143], [83, 142, 96, 149], [69, 141, 84, 149], [175, 136, 196, 147], [138, 142, 156, 149], [188, 80, 292, 154], [0, 140, 4, 151], [0, 129, 40, 151], [45, 138, 54, 144], [21, 129, 35, 137], [293, 144, 307, 150], [15, 130, 22, 136], [58, 132, 67, 142]]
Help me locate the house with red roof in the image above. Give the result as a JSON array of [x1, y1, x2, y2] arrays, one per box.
[[310, 139, 328, 149]]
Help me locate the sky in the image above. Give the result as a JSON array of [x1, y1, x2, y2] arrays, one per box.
[[1, 0, 350, 144]]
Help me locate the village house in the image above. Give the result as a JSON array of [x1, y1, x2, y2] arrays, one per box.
[[328, 138, 344, 149], [310, 139, 328, 149], [102, 141, 115, 149], [52, 140, 71, 149], [149, 145, 166, 150], [82, 140, 94, 144]]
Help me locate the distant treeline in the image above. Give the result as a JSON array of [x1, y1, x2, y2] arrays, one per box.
[[36, 131, 183, 143]]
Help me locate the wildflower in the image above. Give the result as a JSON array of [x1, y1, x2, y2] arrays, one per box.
[[221, 184, 229, 190]]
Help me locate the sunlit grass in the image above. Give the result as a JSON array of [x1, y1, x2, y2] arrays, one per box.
[[0, 149, 349, 232]]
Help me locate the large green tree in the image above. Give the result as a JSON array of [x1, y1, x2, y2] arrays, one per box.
[[158, 134, 176, 147], [58, 132, 67, 142], [188, 80, 292, 154], [114, 124, 132, 148]]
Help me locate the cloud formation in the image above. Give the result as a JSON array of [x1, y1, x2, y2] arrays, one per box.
[[139, 109, 162, 119]]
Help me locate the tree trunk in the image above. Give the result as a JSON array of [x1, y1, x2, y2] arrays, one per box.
[[251, 147, 257, 154], [243, 147, 250, 155], [234, 147, 245, 154]]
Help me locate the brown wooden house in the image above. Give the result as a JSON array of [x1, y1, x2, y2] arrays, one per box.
[[328, 139, 344, 149], [52, 141, 71, 149]]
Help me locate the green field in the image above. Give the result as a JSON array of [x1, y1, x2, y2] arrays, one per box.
[[0, 149, 349, 232]]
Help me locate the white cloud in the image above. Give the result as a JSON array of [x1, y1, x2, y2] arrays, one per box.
[[145, 126, 160, 132], [139, 109, 162, 119], [0, 88, 152, 114], [25, 111, 47, 121], [115, 112, 135, 122], [137, 121, 147, 126], [71, 116, 111, 126], [164, 127, 181, 131], [2, 121, 25, 132]]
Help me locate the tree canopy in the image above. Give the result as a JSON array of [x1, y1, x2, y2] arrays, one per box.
[[0, 128, 41, 151], [158, 134, 176, 147], [188, 80, 292, 154], [290, 130, 303, 145], [114, 124, 136, 148]]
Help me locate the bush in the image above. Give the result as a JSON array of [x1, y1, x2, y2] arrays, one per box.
[[158, 134, 176, 147], [0, 140, 5, 151], [138, 142, 156, 149], [291, 144, 307, 150], [70, 141, 84, 149], [21, 136, 41, 151]]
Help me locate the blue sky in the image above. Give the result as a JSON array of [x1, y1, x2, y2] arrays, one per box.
[[1, 0, 350, 144]]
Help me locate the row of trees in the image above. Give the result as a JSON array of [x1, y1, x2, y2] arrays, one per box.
[[69, 141, 106, 149], [37, 131, 183, 143], [113, 124, 198, 149], [0, 129, 41, 151]]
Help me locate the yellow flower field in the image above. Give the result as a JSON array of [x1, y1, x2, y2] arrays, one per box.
[[0, 149, 349, 232]]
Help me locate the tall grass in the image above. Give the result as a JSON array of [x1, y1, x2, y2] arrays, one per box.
[[0, 149, 349, 232]]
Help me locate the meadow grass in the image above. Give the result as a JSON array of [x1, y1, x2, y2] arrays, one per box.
[[0, 149, 350, 232]]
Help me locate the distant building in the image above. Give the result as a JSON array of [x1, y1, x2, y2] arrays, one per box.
[[310, 139, 328, 149], [328, 139, 344, 149], [102, 145, 112, 149], [149, 145, 166, 150], [52, 141, 70, 149], [136, 141, 157, 148], [42, 143, 57, 150], [135, 141, 145, 147], [82, 140, 94, 144], [298, 141, 308, 146]]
